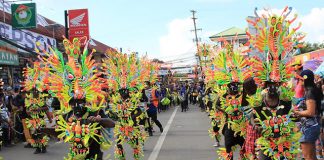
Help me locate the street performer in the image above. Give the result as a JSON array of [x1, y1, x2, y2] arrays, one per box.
[[36, 37, 115, 160], [102, 51, 159, 160], [246, 6, 304, 160], [22, 61, 52, 154], [205, 40, 251, 159]]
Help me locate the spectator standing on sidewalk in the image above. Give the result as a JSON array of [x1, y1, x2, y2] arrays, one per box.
[[4, 87, 13, 113], [11, 87, 25, 143], [0, 93, 12, 148], [293, 70, 322, 160]]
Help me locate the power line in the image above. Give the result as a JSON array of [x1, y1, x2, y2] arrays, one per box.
[[165, 55, 196, 61], [165, 56, 196, 63], [154, 47, 196, 59], [164, 55, 196, 62]]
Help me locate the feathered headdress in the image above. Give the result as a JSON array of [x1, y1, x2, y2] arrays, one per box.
[[36, 37, 105, 113], [22, 61, 50, 92], [246, 6, 304, 85], [141, 56, 160, 85], [102, 51, 142, 91], [22, 61, 50, 112], [205, 39, 251, 86], [102, 51, 160, 92]]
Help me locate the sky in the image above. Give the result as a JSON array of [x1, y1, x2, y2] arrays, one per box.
[[32, 0, 324, 62]]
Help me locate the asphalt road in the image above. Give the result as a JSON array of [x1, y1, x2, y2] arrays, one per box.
[[0, 104, 223, 160]]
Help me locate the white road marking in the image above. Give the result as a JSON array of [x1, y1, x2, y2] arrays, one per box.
[[147, 106, 179, 160]]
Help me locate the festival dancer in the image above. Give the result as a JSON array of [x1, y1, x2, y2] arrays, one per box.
[[245, 6, 304, 160], [22, 61, 52, 154], [205, 40, 251, 159], [37, 37, 115, 160], [205, 86, 222, 147], [102, 51, 159, 159]]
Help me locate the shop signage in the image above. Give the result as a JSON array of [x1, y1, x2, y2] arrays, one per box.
[[0, 41, 18, 65], [0, 22, 56, 53], [0, 1, 49, 27], [11, 3, 37, 29], [68, 9, 89, 41]]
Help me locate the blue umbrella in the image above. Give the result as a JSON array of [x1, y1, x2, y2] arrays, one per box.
[[315, 61, 324, 77]]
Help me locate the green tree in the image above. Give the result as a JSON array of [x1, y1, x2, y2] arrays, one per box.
[[299, 42, 324, 54]]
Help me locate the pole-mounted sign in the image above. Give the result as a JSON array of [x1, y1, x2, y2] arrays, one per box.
[[67, 9, 89, 42]]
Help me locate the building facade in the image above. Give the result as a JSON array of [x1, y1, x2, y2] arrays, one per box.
[[0, 1, 115, 88]]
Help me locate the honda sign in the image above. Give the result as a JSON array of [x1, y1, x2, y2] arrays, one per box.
[[68, 9, 89, 42]]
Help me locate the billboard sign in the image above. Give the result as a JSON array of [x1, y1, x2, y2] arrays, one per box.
[[68, 9, 89, 42], [0, 22, 56, 53]]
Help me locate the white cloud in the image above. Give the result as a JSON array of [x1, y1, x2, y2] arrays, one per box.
[[159, 18, 196, 62], [300, 8, 324, 43]]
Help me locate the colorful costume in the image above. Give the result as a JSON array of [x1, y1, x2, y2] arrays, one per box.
[[36, 37, 111, 160], [204, 46, 223, 145], [246, 6, 303, 160], [205, 40, 251, 159], [102, 51, 159, 160], [22, 61, 50, 153], [205, 87, 223, 146]]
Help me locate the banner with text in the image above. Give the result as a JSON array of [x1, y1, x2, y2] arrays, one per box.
[[159, 68, 193, 75], [0, 22, 56, 53]]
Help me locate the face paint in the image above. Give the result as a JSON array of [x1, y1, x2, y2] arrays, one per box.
[[119, 88, 130, 100], [70, 99, 87, 117], [267, 83, 280, 98], [228, 82, 240, 95]]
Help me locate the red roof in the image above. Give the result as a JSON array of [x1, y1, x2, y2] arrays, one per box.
[[0, 11, 115, 53]]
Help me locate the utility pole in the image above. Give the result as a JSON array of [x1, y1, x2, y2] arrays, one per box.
[[190, 10, 202, 81], [191, 10, 201, 55]]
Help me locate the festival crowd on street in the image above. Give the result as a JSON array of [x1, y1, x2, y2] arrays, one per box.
[[0, 2, 323, 160]]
